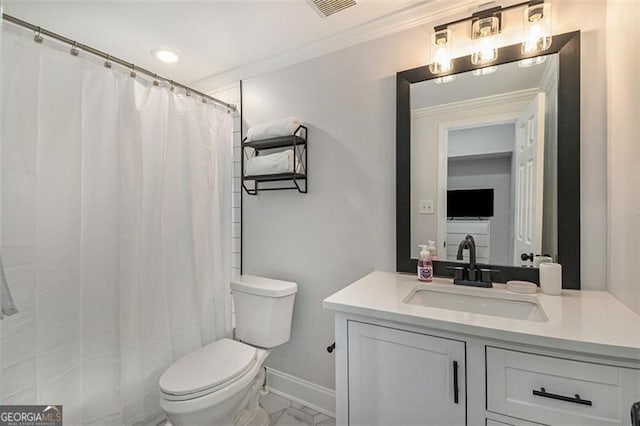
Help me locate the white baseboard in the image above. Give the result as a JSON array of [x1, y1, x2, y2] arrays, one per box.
[[265, 367, 336, 418]]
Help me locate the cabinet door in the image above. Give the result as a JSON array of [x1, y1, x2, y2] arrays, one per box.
[[347, 321, 466, 425]]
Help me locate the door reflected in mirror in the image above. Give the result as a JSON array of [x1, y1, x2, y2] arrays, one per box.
[[410, 55, 558, 268]]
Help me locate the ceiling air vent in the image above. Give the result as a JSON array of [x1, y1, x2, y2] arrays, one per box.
[[307, 0, 357, 18]]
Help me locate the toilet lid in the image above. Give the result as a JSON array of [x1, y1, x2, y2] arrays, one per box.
[[159, 338, 257, 397]]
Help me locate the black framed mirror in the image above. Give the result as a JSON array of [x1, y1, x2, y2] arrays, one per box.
[[396, 31, 580, 289]]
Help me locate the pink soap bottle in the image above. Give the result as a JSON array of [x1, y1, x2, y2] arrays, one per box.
[[418, 245, 433, 282]]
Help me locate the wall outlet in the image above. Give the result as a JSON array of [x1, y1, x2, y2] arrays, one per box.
[[419, 200, 434, 214]]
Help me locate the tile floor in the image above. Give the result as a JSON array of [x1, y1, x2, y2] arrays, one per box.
[[260, 392, 335, 426]]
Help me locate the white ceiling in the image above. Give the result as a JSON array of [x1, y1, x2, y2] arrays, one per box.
[[4, 0, 427, 87]]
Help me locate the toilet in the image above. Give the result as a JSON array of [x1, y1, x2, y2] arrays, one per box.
[[159, 275, 298, 426]]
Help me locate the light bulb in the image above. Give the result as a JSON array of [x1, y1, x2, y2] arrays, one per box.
[[429, 29, 453, 75], [522, 2, 552, 54], [471, 16, 499, 65]]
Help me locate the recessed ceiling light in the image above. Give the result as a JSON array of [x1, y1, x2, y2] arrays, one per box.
[[152, 49, 179, 63]]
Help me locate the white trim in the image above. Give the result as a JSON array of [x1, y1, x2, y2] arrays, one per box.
[[265, 367, 336, 418], [412, 88, 540, 120], [193, 0, 481, 91]]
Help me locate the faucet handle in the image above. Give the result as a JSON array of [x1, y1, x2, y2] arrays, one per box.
[[446, 266, 465, 280], [480, 268, 499, 284]]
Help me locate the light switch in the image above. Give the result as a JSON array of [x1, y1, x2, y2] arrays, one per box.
[[419, 200, 434, 214]]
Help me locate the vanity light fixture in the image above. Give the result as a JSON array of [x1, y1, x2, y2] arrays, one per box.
[[428, 28, 453, 75], [426, 1, 552, 75], [522, 1, 552, 55]]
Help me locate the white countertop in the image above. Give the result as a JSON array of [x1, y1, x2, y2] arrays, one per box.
[[323, 271, 640, 361]]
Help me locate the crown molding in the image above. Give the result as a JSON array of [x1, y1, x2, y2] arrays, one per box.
[[412, 88, 540, 119], [192, 0, 480, 93]]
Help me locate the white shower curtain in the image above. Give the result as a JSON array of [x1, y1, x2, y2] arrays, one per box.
[[0, 25, 233, 424]]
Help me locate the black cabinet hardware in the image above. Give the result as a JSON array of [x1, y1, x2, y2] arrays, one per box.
[[521, 252, 534, 262], [532, 387, 592, 406], [453, 360, 459, 404], [631, 401, 640, 426], [326, 342, 335, 353]]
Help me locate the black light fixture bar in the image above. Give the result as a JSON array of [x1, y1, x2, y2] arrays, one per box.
[[433, 0, 544, 32]]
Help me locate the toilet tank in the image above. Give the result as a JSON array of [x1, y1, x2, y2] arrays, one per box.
[[231, 275, 297, 348]]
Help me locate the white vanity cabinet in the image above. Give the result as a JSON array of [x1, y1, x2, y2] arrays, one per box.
[[347, 321, 466, 425], [325, 272, 640, 426], [332, 313, 640, 426]]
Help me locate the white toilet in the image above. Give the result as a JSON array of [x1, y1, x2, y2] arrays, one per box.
[[159, 275, 297, 426]]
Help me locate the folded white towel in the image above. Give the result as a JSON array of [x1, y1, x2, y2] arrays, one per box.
[[246, 116, 303, 141], [0, 252, 18, 319], [245, 149, 303, 176]]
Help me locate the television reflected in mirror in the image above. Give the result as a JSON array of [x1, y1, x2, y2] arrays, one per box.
[[447, 189, 494, 218]]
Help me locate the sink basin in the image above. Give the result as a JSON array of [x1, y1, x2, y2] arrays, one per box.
[[404, 284, 548, 322]]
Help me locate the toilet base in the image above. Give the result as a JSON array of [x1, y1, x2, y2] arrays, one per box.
[[244, 407, 268, 426]]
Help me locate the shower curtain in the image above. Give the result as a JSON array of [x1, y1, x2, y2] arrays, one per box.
[[0, 25, 233, 424]]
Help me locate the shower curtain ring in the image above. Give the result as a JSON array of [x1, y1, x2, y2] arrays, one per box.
[[34, 27, 43, 44], [153, 74, 160, 86], [104, 55, 112, 69], [169, 80, 175, 91], [70, 42, 79, 56], [130, 64, 137, 78]]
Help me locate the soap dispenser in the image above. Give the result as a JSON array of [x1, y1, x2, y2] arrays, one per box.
[[427, 240, 439, 261], [418, 245, 433, 282]]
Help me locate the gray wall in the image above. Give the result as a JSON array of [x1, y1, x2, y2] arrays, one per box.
[[242, 0, 608, 390], [447, 156, 513, 265], [605, 0, 640, 315], [448, 124, 514, 158]]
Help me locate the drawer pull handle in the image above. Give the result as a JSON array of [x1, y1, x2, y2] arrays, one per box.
[[532, 387, 592, 406], [453, 360, 459, 404]]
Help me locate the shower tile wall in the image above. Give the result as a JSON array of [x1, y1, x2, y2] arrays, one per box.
[[209, 82, 242, 329], [209, 82, 242, 277]]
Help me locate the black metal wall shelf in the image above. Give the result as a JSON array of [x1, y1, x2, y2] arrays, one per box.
[[242, 125, 308, 195], [243, 134, 306, 150]]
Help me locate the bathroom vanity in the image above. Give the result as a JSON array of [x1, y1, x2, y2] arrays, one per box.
[[323, 271, 640, 425]]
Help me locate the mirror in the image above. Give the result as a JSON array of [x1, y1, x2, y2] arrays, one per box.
[[396, 31, 581, 288], [410, 56, 558, 268]]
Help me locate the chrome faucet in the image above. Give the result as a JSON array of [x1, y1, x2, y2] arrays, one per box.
[[453, 234, 493, 288]]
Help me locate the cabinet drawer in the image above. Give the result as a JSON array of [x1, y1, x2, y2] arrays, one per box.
[[447, 220, 490, 235], [486, 347, 640, 425]]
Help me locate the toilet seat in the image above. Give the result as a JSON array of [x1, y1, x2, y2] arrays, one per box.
[[159, 338, 257, 401]]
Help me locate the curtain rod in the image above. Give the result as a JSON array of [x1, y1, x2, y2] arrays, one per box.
[[2, 13, 237, 112]]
